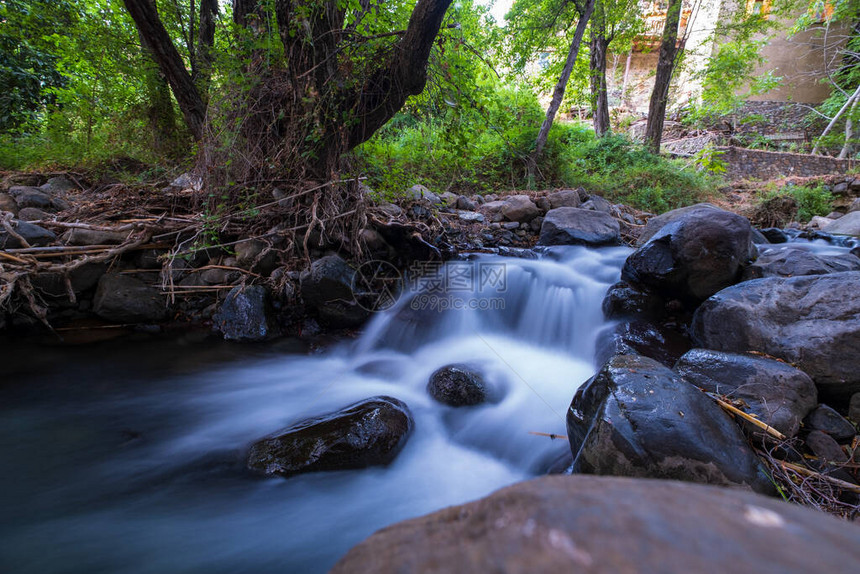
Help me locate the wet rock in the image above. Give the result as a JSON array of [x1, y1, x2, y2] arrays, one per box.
[[427, 365, 488, 407], [300, 255, 369, 328], [567, 355, 772, 493], [806, 431, 848, 463], [594, 321, 691, 367], [16, 207, 51, 221], [29, 263, 107, 301], [539, 207, 620, 246], [760, 228, 789, 243], [742, 247, 860, 281], [750, 228, 769, 244], [691, 272, 860, 401], [601, 281, 664, 319], [247, 396, 413, 478], [547, 189, 581, 209], [822, 211, 860, 236], [805, 405, 857, 442], [212, 285, 276, 341], [0, 220, 56, 248], [62, 228, 131, 246], [8, 186, 53, 210], [501, 195, 540, 223], [0, 192, 19, 215], [622, 204, 755, 303], [332, 475, 860, 574], [674, 349, 817, 438], [637, 203, 723, 245], [406, 184, 441, 205], [580, 195, 612, 213], [93, 274, 169, 323]]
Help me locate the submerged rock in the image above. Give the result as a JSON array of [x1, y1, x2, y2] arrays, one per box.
[[427, 364, 488, 407], [247, 396, 413, 478], [692, 272, 860, 401], [332, 475, 860, 574], [567, 355, 772, 493], [539, 207, 620, 246], [601, 280, 665, 319], [594, 321, 691, 368], [742, 247, 860, 280], [674, 349, 817, 438]]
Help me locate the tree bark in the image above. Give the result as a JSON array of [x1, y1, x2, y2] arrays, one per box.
[[590, 24, 610, 137], [644, 0, 682, 155], [195, 0, 218, 97], [123, 0, 207, 140], [812, 83, 860, 155], [528, 0, 596, 181]]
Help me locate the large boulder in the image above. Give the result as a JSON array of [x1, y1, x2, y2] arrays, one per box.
[[212, 285, 277, 341], [567, 355, 772, 493], [601, 281, 664, 319], [62, 228, 131, 246], [0, 220, 56, 248], [594, 321, 691, 367], [93, 274, 169, 323], [547, 189, 581, 209], [742, 247, 860, 281], [500, 194, 540, 223], [332, 475, 860, 574], [674, 349, 817, 438], [300, 255, 369, 328], [637, 203, 723, 245], [247, 396, 413, 478], [8, 186, 53, 210], [539, 207, 620, 246], [427, 364, 488, 407], [692, 272, 860, 401], [822, 211, 860, 236], [622, 204, 755, 303]]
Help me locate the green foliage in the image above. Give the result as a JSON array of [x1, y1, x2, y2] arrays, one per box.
[[760, 183, 833, 222]]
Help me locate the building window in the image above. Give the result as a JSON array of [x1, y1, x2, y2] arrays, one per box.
[[746, 0, 773, 18]]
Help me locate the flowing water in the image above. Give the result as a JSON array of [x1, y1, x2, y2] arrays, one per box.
[[0, 237, 854, 573], [0, 246, 629, 574]]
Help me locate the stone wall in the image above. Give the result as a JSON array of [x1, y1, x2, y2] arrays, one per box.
[[718, 147, 855, 181]]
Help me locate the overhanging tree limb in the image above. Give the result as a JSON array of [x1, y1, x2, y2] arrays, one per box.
[[812, 83, 860, 155]]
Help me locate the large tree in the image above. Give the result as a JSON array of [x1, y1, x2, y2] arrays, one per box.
[[122, 0, 454, 181], [644, 0, 683, 154]]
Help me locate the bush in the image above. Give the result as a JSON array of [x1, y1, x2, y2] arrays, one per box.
[[757, 183, 833, 223]]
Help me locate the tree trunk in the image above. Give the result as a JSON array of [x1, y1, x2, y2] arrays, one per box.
[[528, 0, 596, 181], [644, 0, 682, 155], [812, 83, 860, 155], [195, 0, 218, 98], [123, 0, 207, 140], [838, 90, 859, 159], [590, 24, 610, 137]]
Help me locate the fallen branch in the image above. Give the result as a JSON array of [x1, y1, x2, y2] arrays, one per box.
[[708, 393, 787, 441], [529, 431, 569, 440]]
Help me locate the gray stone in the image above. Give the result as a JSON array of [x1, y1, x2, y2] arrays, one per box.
[[439, 191, 459, 206], [594, 321, 691, 368], [692, 272, 860, 401], [674, 349, 817, 438], [29, 263, 107, 302], [479, 200, 507, 223], [40, 176, 76, 194], [743, 246, 860, 280], [805, 404, 857, 442], [332, 475, 860, 574], [622, 204, 755, 302], [822, 211, 860, 236], [580, 195, 612, 213], [809, 215, 835, 229], [16, 207, 51, 221], [547, 189, 581, 209], [9, 186, 53, 209], [805, 430, 848, 463], [849, 197, 860, 213], [93, 274, 169, 323], [212, 285, 276, 341], [601, 281, 664, 319], [0, 193, 19, 215], [427, 365, 488, 407], [535, 196, 551, 211], [637, 203, 723, 245], [62, 228, 131, 245], [456, 195, 477, 211], [567, 355, 773, 493], [539, 207, 620, 246], [0, 220, 56, 248], [826, 211, 844, 220], [456, 210, 484, 223], [406, 184, 441, 205], [500, 195, 539, 222], [247, 396, 413, 478], [235, 239, 278, 275], [502, 221, 519, 230]]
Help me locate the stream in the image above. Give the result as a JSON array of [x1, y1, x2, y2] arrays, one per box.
[[0, 239, 851, 573]]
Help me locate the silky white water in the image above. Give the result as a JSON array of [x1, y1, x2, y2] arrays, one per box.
[[0, 245, 628, 573]]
